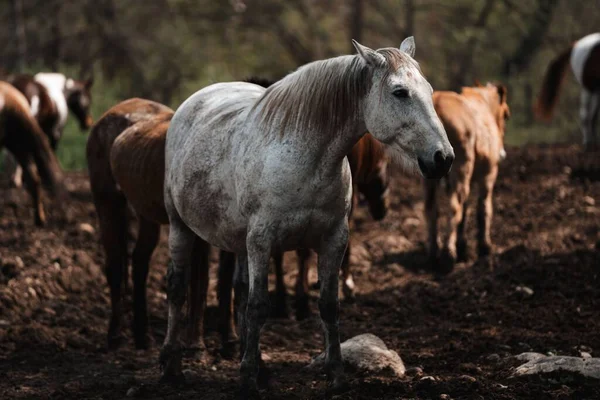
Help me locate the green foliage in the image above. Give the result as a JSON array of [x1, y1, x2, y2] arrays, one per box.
[[1, 0, 596, 170]]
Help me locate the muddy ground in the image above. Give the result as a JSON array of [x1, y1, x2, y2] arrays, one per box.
[[1, 144, 599, 400]]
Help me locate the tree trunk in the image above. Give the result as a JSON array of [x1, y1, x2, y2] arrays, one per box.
[[11, 0, 27, 71], [349, 0, 363, 52]]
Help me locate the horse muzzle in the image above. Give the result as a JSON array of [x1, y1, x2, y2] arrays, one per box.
[[418, 148, 454, 179]]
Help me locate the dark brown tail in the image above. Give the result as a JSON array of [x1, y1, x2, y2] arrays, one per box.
[[19, 111, 65, 196], [534, 45, 573, 121]]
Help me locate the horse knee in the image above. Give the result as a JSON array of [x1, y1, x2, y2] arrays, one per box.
[[166, 261, 187, 307]]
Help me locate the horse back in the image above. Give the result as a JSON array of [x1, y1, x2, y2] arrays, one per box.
[[87, 98, 173, 224], [110, 112, 173, 224]]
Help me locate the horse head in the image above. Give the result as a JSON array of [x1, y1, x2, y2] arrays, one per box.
[[66, 77, 94, 131], [353, 37, 454, 179]]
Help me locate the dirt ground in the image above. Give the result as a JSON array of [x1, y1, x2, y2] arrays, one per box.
[[1, 144, 599, 400]]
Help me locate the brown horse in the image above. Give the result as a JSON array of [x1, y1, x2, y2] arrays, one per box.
[[0, 81, 65, 226], [6, 73, 93, 187], [425, 83, 510, 273], [87, 98, 216, 351]]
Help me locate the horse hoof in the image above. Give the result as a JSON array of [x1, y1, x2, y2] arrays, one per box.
[[435, 249, 455, 275], [159, 344, 183, 384], [238, 383, 260, 400], [220, 340, 239, 360], [327, 377, 350, 395], [257, 364, 271, 389], [295, 302, 312, 321], [107, 334, 125, 351], [342, 285, 356, 303], [478, 243, 493, 258], [34, 215, 46, 227], [270, 304, 289, 319], [456, 241, 468, 263], [134, 333, 154, 350]]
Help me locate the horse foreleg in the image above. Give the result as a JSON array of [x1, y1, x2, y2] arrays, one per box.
[[217, 250, 237, 358], [184, 237, 210, 358], [476, 168, 497, 258], [424, 179, 439, 266], [580, 89, 600, 150], [159, 217, 194, 384], [295, 248, 312, 321], [131, 217, 160, 350], [271, 250, 289, 319], [456, 199, 470, 263], [317, 222, 349, 392], [239, 231, 271, 395]]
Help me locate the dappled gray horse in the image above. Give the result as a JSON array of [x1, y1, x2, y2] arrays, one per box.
[[162, 37, 454, 395]]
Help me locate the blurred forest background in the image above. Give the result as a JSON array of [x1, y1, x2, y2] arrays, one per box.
[[0, 0, 597, 169]]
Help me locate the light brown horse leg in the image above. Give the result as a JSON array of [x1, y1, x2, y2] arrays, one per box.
[[185, 237, 210, 358], [477, 167, 497, 258], [3, 151, 23, 188], [272, 251, 289, 319], [424, 179, 439, 265], [96, 194, 129, 350], [217, 250, 237, 358], [8, 149, 45, 226], [456, 200, 469, 262], [131, 216, 160, 349], [440, 164, 472, 273], [295, 248, 312, 321]]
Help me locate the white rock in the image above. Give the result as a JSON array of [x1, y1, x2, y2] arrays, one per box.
[[515, 286, 534, 297], [310, 334, 405, 377], [514, 352, 600, 379], [78, 223, 95, 235]]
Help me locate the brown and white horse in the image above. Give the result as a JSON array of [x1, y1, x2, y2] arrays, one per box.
[[535, 33, 600, 149], [0, 81, 66, 226], [426, 83, 510, 273], [87, 98, 213, 351], [5, 73, 93, 186]]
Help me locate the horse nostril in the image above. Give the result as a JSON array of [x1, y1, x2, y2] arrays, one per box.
[[434, 150, 446, 169]]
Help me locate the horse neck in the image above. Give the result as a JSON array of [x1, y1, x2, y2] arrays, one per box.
[[256, 55, 370, 172]]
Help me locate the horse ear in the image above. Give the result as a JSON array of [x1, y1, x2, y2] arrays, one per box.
[[399, 36, 416, 58], [352, 40, 386, 67], [497, 84, 508, 104], [474, 79, 483, 87]]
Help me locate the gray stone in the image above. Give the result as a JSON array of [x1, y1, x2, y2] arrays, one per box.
[[514, 352, 600, 379], [310, 334, 405, 377]]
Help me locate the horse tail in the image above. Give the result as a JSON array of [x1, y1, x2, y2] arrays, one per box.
[[20, 109, 65, 196], [534, 45, 573, 121]]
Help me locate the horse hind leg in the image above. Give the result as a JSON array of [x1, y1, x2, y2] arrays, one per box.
[[424, 179, 439, 266], [131, 216, 160, 350], [476, 167, 497, 259], [95, 193, 129, 349], [160, 215, 195, 384], [184, 236, 210, 360], [456, 200, 469, 263], [3, 151, 23, 188], [8, 149, 45, 226], [239, 230, 272, 395], [580, 89, 600, 150], [217, 250, 238, 358], [271, 250, 289, 319], [295, 248, 312, 321]]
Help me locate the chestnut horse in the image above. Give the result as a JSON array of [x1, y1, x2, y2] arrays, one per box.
[[535, 33, 600, 149], [0, 81, 65, 225], [87, 98, 213, 351], [425, 83, 510, 273], [5, 73, 93, 187]]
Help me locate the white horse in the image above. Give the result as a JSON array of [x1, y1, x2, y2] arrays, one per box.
[[536, 33, 600, 149], [162, 37, 454, 396]]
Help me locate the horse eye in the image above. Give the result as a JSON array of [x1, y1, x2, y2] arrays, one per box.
[[393, 88, 410, 99]]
